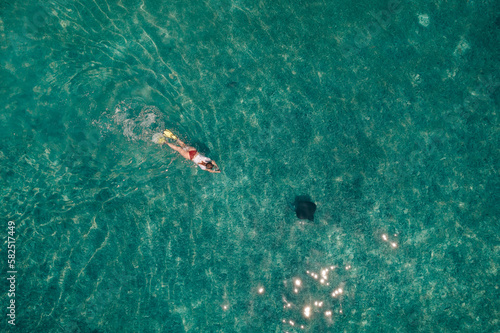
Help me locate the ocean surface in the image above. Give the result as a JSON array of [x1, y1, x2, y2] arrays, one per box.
[[1, 0, 499, 332]]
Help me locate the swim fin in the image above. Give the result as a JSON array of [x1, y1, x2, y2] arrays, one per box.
[[152, 133, 167, 144], [163, 129, 178, 140]]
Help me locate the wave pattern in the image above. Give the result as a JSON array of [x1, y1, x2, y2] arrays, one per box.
[[0, 0, 499, 332]]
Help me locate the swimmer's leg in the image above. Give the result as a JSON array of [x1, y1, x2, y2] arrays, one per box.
[[175, 139, 196, 152], [166, 142, 190, 160], [175, 139, 188, 148]]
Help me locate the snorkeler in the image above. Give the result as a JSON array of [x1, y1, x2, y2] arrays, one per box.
[[158, 130, 221, 173]]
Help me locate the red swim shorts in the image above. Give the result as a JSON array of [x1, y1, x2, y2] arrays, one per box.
[[189, 150, 197, 160]]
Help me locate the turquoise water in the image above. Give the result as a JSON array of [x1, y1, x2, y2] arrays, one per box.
[[1, 0, 499, 332]]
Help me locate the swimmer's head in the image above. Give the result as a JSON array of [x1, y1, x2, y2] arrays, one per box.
[[206, 162, 214, 170]]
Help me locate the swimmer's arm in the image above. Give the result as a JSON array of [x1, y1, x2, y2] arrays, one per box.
[[211, 161, 221, 172], [206, 168, 221, 173]]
